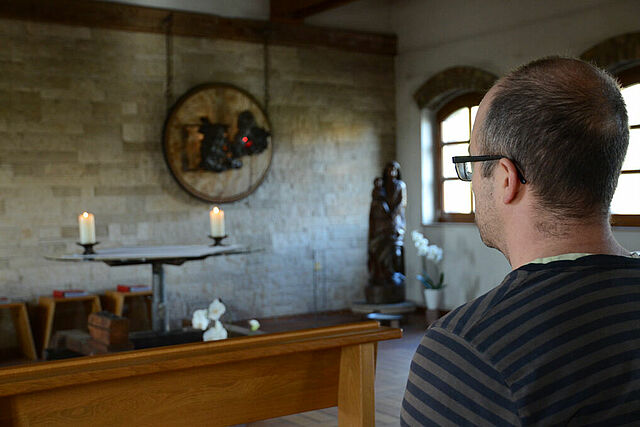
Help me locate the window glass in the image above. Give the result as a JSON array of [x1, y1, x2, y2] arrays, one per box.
[[470, 106, 479, 128], [431, 94, 482, 222], [621, 129, 640, 171], [441, 143, 469, 179], [611, 80, 640, 219], [443, 180, 472, 213], [441, 107, 470, 142], [611, 174, 640, 214], [622, 83, 640, 126]]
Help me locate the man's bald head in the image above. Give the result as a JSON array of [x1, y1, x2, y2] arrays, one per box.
[[478, 57, 628, 220]]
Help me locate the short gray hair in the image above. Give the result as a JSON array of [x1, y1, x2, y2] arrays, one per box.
[[480, 57, 629, 219]]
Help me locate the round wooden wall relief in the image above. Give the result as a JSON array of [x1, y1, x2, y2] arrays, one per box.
[[163, 83, 273, 203]]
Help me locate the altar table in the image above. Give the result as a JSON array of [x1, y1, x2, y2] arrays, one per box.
[[46, 244, 249, 332]]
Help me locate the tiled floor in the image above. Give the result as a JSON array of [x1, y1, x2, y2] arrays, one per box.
[[246, 312, 429, 426]]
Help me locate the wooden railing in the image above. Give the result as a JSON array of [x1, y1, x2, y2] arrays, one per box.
[[0, 321, 401, 426]]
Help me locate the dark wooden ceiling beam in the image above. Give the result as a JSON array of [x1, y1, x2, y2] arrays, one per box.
[[270, 0, 359, 22], [0, 0, 396, 56]]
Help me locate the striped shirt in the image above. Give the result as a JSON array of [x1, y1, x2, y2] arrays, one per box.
[[401, 254, 640, 426]]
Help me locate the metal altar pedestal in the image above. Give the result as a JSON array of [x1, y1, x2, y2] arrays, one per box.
[[152, 263, 168, 332]]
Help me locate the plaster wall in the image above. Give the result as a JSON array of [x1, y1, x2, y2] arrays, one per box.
[[0, 18, 395, 325], [394, 0, 640, 308]]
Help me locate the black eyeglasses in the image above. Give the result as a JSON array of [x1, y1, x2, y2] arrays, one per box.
[[452, 155, 527, 184]]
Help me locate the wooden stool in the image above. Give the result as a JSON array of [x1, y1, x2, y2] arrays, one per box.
[[0, 302, 37, 363], [38, 295, 101, 358], [103, 290, 152, 332]]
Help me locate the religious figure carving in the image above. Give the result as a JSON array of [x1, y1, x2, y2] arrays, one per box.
[[233, 111, 270, 156], [190, 111, 271, 174], [366, 161, 407, 304], [164, 83, 273, 203]]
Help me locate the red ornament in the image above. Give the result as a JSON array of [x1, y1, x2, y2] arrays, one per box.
[[242, 137, 248, 142]]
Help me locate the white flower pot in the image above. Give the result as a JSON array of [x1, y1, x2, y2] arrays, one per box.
[[424, 289, 443, 310]]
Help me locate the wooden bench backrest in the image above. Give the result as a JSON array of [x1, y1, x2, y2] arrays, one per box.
[[0, 321, 401, 426]]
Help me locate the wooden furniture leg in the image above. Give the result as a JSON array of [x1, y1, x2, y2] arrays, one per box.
[[112, 293, 124, 316], [0, 303, 37, 363], [338, 342, 376, 426], [39, 298, 56, 358], [12, 304, 37, 361]]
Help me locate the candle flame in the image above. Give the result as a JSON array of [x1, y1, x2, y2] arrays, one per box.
[[212, 207, 219, 214], [82, 212, 89, 218]]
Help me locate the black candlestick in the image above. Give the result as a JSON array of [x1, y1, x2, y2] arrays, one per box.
[[77, 242, 99, 255], [208, 235, 228, 247]]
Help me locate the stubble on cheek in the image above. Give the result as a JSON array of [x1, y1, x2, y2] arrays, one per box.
[[475, 186, 501, 250]]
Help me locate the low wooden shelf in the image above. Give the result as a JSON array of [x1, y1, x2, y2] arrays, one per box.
[[38, 295, 102, 358], [0, 302, 37, 364], [103, 290, 152, 332]]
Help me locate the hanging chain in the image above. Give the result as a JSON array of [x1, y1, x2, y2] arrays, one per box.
[[163, 13, 174, 111], [263, 27, 271, 113]]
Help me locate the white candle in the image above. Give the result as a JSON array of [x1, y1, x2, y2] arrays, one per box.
[[78, 212, 96, 244], [209, 206, 225, 237]]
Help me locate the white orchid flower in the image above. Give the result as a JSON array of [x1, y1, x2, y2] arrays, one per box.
[[191, 309, 210, 330], [412, 230, 446, 288], [425, 245, 434, 260], [425, 245, 443, 263], [417, 243, 428, 256], [207, 298, 226, 321], [203, 320, 228, 341], [434, 247, 443, 263], [248, 319, 260, 331], [412, 231, 430, 251]]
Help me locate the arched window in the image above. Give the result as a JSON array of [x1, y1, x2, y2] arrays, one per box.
[[414, 66, 496, 224], [428, 68, 640, 225], [434, 93, 482, 222], [611, 65, 640, 226]]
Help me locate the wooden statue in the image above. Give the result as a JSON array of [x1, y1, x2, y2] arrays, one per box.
[[366, 161, 407, 304]]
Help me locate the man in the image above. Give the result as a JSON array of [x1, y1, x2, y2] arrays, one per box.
[[401, 57, 640, 426]]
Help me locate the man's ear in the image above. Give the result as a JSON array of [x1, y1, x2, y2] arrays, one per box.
[[498, 158, 523, 204]]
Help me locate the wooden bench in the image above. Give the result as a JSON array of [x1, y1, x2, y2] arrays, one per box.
[[38, 295, 102, 358], [0, 321, 401, 426]]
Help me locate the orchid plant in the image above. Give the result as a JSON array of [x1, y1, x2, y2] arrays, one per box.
[[192, 298, 261, 341], [411, 230, 445, 290]]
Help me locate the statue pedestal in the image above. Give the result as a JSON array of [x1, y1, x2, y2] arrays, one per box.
[[350, 301, 416, 324], [364, 284, 405, 305]]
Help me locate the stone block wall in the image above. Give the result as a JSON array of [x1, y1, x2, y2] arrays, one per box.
[[0, 19, 395, 325]]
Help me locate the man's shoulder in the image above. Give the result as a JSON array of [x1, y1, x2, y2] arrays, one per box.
[[521, 253, 640, 269], [433, 254, 640, 344], [431, 269, 523, 341]]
